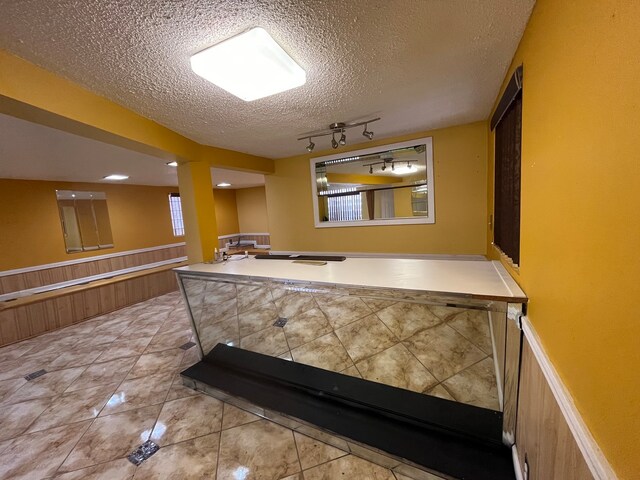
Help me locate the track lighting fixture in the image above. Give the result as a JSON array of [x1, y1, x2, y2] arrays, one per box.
[[363, 158, 418, 175], [331, 132, 339, 149], [297, 117, 380, 152], [306, 138, 315, 152], [362, 123, 374, 140]]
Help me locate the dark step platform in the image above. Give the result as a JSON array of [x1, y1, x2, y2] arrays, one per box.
[[182, 344, 515, 480]]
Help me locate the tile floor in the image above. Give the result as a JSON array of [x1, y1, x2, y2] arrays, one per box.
[[186, 278, 500, 411], [0, 292, 443, 480]]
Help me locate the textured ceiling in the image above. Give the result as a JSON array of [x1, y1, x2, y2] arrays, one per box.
[[0, 113, 264, 188], [0, 0, 534, 159]]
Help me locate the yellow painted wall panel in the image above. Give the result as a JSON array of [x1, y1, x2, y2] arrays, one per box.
[[265, 122, 487, 254], [488, 1, 640, 476], [213, 189, 239, 236], [236, 186, 269, 233], [0, 178, 179, 270]]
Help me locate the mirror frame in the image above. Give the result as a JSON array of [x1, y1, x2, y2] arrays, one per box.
[[310, 136, 435, 228]]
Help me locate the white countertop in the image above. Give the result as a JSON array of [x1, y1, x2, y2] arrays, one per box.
[[175, 257, 526, 302]]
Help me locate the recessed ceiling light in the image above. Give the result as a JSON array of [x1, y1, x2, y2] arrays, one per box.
[[216, 182, 232, 188], [166, 161, 178, 167], [190, 27, 306, 101], [103, 174, 129, 181]]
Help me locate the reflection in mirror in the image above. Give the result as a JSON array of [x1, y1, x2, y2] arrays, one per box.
[[311, 137, 434, 227], [56, 190, 114, 253]]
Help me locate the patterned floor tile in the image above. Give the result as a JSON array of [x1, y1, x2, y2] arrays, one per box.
[[0, 421, 91, 480], [290, 333, 354, 373], [302, 454, 395, 480], [151, 394, 223, 446], [441, 357, 499, 410], [403, 324, 486, 382], [294, 432, 347, 469], [59, 405, 161, 472], [334, 314, 398, 363], [217, 420, 300, 480], [132, 433, 219, 480], [355, 343, 438, 393]]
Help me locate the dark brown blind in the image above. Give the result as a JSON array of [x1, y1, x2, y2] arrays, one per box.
[[494, 91, 522, 265]]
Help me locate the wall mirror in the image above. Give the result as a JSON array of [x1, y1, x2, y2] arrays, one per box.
[[56, 190, 114, 253], [310, 137, 434, 227]]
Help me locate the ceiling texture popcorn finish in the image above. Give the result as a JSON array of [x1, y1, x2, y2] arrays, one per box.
[[0, 0, 535, 159]]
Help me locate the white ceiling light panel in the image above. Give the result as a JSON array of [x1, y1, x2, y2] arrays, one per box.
[[190, 27, 306, 101]]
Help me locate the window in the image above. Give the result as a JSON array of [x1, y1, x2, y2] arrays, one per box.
[[491, 66, 523, 265], [327, 193, 362, 221], [168, 193, 185, 236]]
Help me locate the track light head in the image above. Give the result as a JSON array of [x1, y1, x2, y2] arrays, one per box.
[[297, 117, 380, 151], [381, 164, 386, 171], [306, 139, 315, 152], [369, 165, 373, 174], [362, 123, 374, 140]]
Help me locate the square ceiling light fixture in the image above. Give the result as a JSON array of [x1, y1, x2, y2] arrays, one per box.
[[190, 27, 306, 101]]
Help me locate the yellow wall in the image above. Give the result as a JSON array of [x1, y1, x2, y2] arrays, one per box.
[[213, 189, 239, 235], [266, 122, 487, 254], [488, 1, 640, 477], [0, 178, 180, 270], [236, 186, 269, 233]]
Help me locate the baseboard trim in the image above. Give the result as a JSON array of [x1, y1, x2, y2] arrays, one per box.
[[0, 242, 186, 277], [512, 445, 524, 480], [521, 317, 617, 480]]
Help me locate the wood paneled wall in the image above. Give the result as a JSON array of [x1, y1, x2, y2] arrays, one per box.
[[0, 244, 186, 295], [516, 338, 594, 480], [0, 266, 181, 347], [217, 234, 270, 250]]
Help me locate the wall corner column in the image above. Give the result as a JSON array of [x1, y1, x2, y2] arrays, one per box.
[[177, 161, 217, 263]]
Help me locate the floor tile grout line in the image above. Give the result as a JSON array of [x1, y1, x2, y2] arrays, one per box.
[[437, 352, 494, 386], [49, 414, 95, 477], [290, 428, 305, 477], [293, 431, 351, 472], [445, 314, 494, 356]]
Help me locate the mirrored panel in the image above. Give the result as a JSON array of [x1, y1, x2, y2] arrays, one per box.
[[311, 137, 434, 227], [179, 273, 506, 413], [56, 190, 114, 253]]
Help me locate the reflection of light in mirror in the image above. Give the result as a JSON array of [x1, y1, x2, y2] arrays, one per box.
[[325, 156, 359, 165], [106, 392, 125, 407], [151, 422, 166, 441], [233, 466, 250, 479], [284, 286, 328, 294], [393, 164, 417, 175], [140, 428, 152, 442], [318, 186, 357, 196]]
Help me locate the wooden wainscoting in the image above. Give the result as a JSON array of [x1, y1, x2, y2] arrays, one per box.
[[0, 264, 181, 346], [516, 337, 595, 479], [217, 233, 270, 250], [0, 243, 186, 295]]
